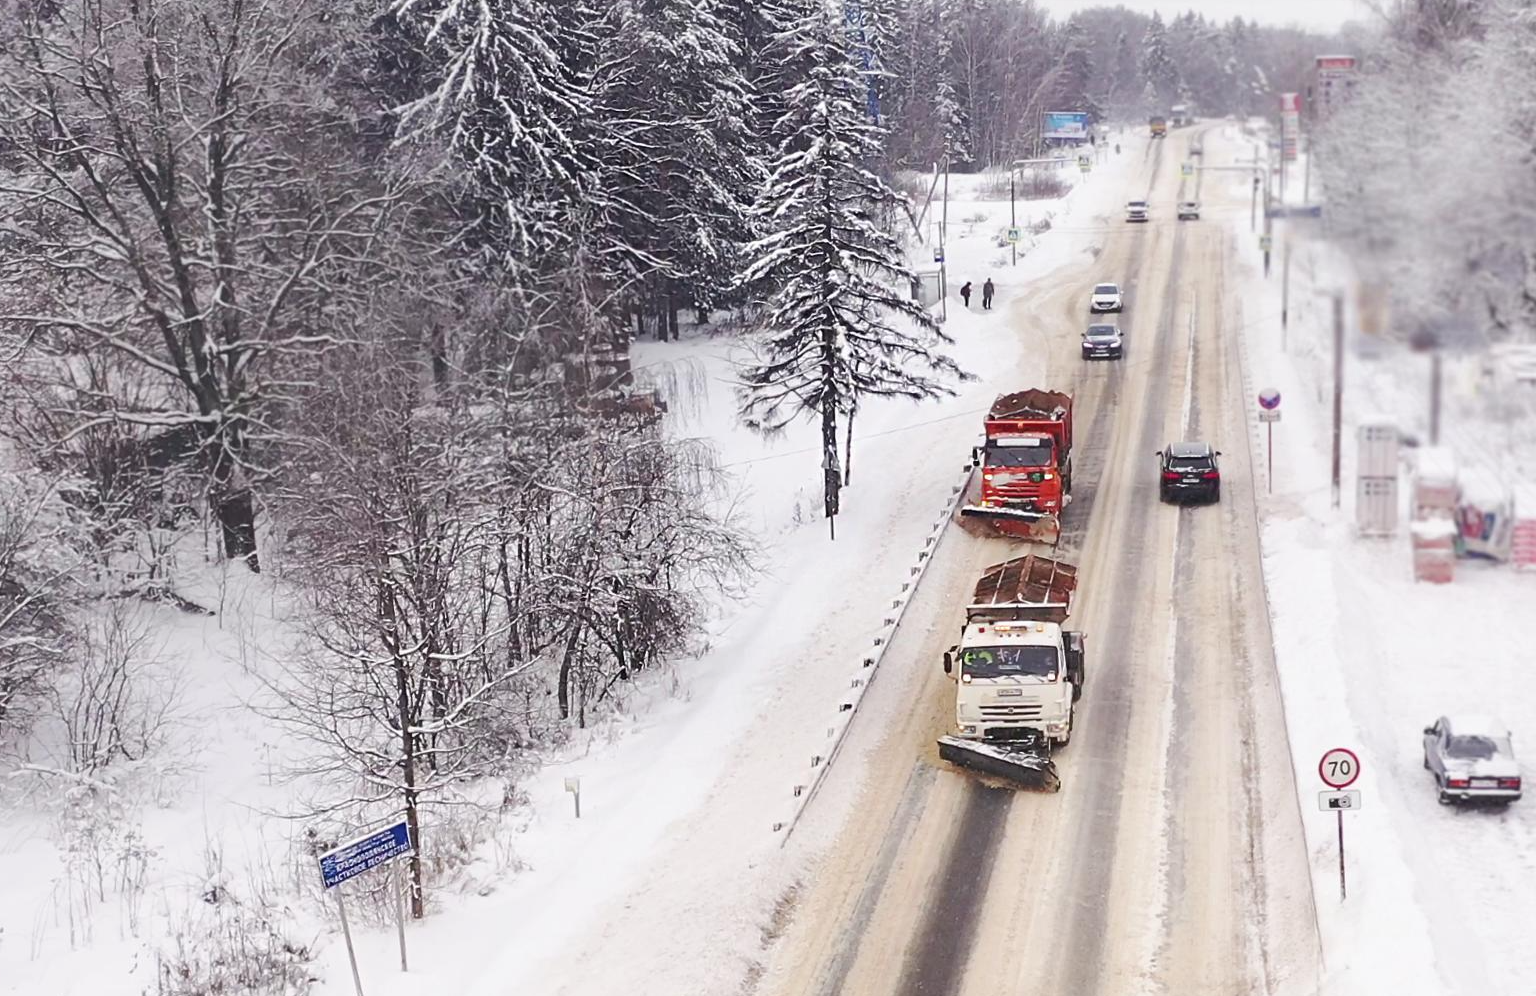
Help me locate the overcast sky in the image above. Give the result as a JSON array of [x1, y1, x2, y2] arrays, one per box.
[[1036, 0, 1372, 33]]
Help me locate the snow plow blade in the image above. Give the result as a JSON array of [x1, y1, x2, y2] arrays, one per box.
[[937, 736, 1061, 792], [959, 505, 1062, 544]]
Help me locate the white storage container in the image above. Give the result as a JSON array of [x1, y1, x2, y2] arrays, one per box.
[[1357, 419, 1400, 478], [1356, 477, 1398, 537]]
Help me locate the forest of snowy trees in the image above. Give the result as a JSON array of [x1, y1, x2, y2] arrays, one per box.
[[1317, 0, 1536, 351], [0, 0, 1344, 952]]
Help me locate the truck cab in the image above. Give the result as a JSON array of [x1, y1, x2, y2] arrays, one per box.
[[943, 556, 1085, 749], [946, 621, 1083, 746]]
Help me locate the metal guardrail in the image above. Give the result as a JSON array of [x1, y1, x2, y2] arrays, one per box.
[[773, 447, 980, 843]]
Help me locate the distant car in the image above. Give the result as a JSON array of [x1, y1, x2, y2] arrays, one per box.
[[1177, 201, 1200, 220], [1157, 442, 1221, 503], [1090, 282, 1123, 313], [1126, 200, 1149, 222], [1082, 324, 1124, 360], [1423, 715, 1522, 805]]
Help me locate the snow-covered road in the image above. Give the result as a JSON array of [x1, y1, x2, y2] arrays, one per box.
[[757, 124, 1321, 996]]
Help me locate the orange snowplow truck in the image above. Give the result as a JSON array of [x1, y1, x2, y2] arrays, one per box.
[[961, 390, 1074, 544]]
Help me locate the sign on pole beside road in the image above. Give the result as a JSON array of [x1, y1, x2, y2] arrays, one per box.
[[1006, 226, 1022, 244], [1258, 389, 1281, 491], [1319, 747, 1361, 788], [1318, 747, 1361, 902], [1319, 790, 1362, 811], [320, 820, 412, 889], [318, 819, 415, 995]]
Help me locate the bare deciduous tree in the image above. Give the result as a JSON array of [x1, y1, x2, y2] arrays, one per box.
[[0, 0, 431, 571]]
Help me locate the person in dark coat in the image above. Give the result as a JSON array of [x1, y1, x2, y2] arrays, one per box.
[[960, 281, 972, 308], [982, 278, 995, 310]]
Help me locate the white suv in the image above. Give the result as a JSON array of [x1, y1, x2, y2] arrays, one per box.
[[1090, 282, 1122, 313], [1125, 200, 1149, 222]]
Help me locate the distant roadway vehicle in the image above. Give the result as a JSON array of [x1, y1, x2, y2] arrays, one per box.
[[1081, 324, 1124, 361], [1423, 715, 1522, 805], [1157, 442, 1221, 503], [1090, 282, 1123, 312]]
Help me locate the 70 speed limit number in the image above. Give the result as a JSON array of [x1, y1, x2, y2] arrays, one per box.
[[1319, 747, 1361, 789]]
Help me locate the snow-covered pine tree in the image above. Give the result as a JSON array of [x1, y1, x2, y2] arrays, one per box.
[[589, 0, 761, 338], [932, 1, 973, 167], [390, 0, 596, 271], [1140, 11, 1181, 113], [739, 0, 964, 539], [1051, 19, 1102, 124]]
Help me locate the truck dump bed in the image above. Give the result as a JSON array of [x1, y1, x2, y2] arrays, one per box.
[[965, 554, 1077, 625], [984, 390, 1073, 451]]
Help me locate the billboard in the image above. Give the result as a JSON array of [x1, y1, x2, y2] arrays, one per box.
[[1043, 111, 1091, 141], [1315, 54, 1358, 116], [1279, 92, 1301, 162], [1315, 54, 1358, 77]]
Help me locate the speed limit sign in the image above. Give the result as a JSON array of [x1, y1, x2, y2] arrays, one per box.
[[1319, 747, 1361, 788]]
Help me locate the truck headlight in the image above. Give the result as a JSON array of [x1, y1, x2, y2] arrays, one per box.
[[961, 725, 978, 735]]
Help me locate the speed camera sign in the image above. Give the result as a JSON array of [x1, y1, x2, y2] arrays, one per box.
[[1319, 747, 1361, 789]]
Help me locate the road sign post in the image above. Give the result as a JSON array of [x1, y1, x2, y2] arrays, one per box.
[[319, 819, 415, 994], [1319, 747, 1361, 902], [1258, 390, 1281, 494]]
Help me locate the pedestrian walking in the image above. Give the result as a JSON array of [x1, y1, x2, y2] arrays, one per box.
[[960, 281, 972, 308], [982, 278, 995, 310]]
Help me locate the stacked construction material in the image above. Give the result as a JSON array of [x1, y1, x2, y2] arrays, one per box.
[[1454, 469, 1515, 561], [1356, 417, 1400, 537], [1411, 447, 1458, 583], [1412, 518, 1458, 583], [1514, 486, 1536, 572]]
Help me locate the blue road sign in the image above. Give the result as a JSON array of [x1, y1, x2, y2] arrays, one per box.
[[319, 820, 412, 890], [1266, 204, 1324, 219]]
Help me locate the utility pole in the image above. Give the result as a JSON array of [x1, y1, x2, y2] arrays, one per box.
[[1262, 152, 1274, 279], [1251, 174, 1259, 231], [1304, 135, 1313, 203], [939, 155, 949, 323], [1430, 350, 1443, 445], [1010, 166, 1017, 267], [1331, 292, 1345, 509], [1282, 238, 1292, 344]]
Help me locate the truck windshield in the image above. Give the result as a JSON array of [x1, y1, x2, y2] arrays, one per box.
[[961, 646, 1059, 680], [986, 444, 1053, 468]]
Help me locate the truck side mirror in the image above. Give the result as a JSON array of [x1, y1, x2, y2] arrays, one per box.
[[1423, 726, 1436, 736], [942, 650, 954, 674]]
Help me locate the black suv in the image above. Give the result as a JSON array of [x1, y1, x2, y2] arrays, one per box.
[[1157, 442, 1221, 503]]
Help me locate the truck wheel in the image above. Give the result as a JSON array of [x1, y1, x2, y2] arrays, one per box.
[[1055, 707, 1074, 749]]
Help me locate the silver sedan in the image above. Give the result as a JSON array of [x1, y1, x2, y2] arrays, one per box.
[[1422, 715, 1523, 805]]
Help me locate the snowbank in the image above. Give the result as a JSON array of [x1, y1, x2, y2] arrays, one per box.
[[1225, 124, 1536, 996]]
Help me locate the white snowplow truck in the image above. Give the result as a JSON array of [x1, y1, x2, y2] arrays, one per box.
[[938, 554, 1084, 792]]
